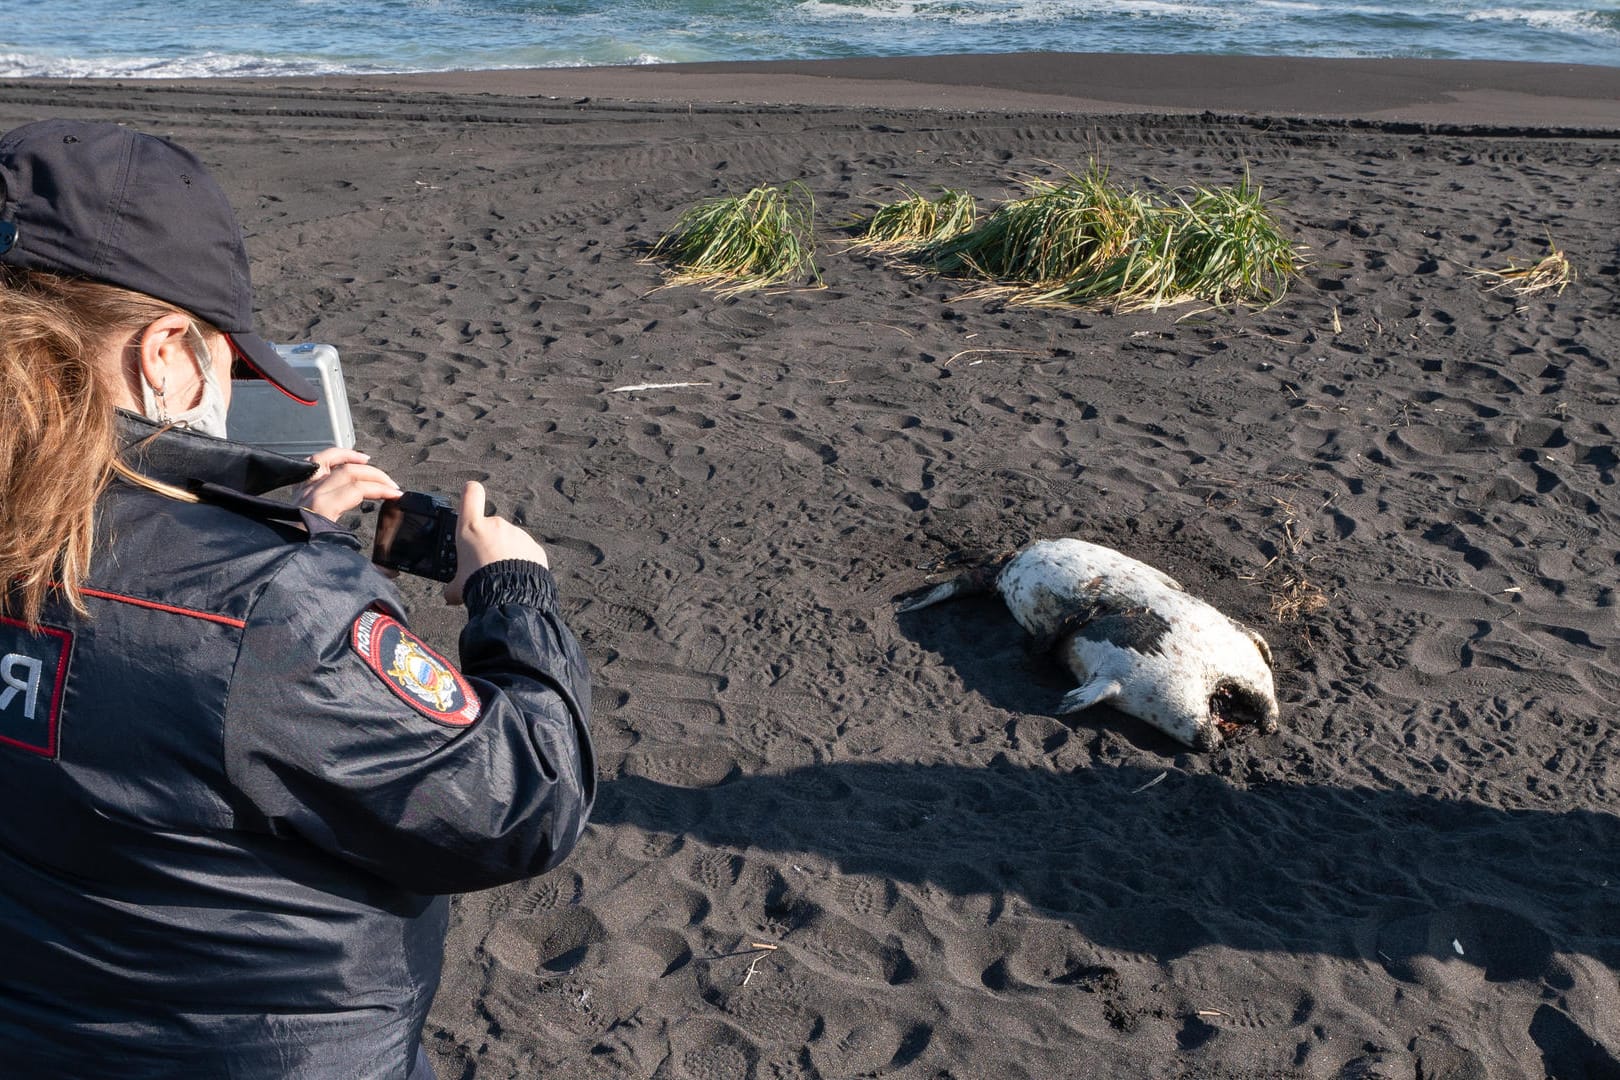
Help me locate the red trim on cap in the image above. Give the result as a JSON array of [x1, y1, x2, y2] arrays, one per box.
[[226, 335, 319, 406], [79, 587, 247, 629]]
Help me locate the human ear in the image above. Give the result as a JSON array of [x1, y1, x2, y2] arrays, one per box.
[[136, 313, 204, 411]]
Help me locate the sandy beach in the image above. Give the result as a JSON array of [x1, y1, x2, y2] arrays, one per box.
[[3, 54, 1617, 1078]]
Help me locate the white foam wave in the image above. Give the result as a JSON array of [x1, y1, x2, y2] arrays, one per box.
[[0, 47, 682, 81], [1464, 8, 1618, 37], [5, 0, 1612, 81], [794, 0, 1234, 25], [531, 52, 676, 68], [0, 51, 396, 80]]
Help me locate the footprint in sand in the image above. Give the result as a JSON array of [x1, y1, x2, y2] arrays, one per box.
[[668, 1019, 760, 1080], [812, 1018, 931, 1077], [1364, 901, 1555, 987], [482, 906, 606, 976], [1530, 1003, 1620, 1079], [596, 929, 692, 981], [506, 871, 585, 917]]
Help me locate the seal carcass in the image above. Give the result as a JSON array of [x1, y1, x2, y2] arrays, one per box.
[[898, 538, 1280, 751]]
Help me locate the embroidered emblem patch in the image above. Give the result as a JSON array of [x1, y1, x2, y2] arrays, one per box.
[[0, 617, 72, 759], [351, 609, 481, 727]]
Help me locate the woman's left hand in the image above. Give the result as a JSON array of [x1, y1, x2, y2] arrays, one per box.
[[295, 447, 403, 521]]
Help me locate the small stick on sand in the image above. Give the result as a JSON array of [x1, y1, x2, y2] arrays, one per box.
[[1130, 771, 1168, 794], [608, 381, 713, 393], [741, 942, 778, 986], [943, 347, 1046, 368]]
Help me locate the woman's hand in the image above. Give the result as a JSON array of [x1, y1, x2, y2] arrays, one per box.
[[294, 447, 403, 522], [444, 481, 549, 605]]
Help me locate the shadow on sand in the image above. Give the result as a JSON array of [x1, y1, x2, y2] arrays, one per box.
[[592, 593, 1620, 1073]]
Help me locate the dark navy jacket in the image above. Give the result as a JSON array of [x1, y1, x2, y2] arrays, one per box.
[[0, 416, 595, 1078]]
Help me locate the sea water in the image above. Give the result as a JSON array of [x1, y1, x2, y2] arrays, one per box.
[[0, 0, 1615, 79]]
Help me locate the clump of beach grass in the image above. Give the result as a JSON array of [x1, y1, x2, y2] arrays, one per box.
[[1471, 243, 1577, 296], [849, 187, 978, 253], [1022, 174, 1300, 310], [924, 168, 1300, 312], [1160, 176, 1300, 307], [648, 183, 820, 295], [926, 167, 1151, 288], [1011, 206, 1182, 310]]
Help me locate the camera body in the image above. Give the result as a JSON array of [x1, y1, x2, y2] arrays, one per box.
[[228, 344, 461, 582], [372, 492, 459, 582]]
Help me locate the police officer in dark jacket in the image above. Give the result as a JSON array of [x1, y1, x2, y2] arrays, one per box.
[[0, 121, 594, 1078]]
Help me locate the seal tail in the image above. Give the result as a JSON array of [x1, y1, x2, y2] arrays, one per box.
[[895, 553, 1013, 614]]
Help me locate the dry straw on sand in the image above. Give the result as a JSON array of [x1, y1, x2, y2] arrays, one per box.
[[648, 182, 821, 295], [1470, 243, 1577, 296]]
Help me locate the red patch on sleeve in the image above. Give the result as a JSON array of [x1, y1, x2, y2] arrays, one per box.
[[350, 609, 481, 727]]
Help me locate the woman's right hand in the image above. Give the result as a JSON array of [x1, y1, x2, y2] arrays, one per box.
[[295, 447, 403, 523], [444, 481, 550, 605]]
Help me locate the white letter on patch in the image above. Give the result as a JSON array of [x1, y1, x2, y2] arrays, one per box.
[[0, 653, 42, 721]]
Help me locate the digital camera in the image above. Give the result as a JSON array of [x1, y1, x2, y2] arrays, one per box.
[[372, 492, 459, 582]]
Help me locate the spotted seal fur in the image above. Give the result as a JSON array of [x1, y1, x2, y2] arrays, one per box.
[[898, 538, 1280, 751]]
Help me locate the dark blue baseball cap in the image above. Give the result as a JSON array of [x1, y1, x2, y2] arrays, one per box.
[[0, 119, 316, 404]]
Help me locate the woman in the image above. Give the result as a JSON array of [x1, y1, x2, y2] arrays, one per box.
[[0, 120, 594, 1078]]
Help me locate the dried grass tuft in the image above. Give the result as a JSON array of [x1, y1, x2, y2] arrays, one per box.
[[1471, 244, 1577, 296], [1268, 573, 1330, 623]]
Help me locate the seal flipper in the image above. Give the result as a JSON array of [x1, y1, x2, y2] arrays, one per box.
[[1232, 618, 1274, 669], [1024, 593, 1107, 657], [896, 579, 965, 613], [896, 555, 1012, 614], [1057, 676, 1123, 715]]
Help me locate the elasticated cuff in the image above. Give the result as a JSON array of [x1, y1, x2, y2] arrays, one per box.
[[462, 559, 558, 616]]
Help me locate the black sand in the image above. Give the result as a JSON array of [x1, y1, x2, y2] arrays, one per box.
[[2, 54, 1616, 1079]]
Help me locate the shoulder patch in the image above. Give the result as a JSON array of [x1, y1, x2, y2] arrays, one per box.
[[351, 609, 481, 727], [0, 617, 72, 759]]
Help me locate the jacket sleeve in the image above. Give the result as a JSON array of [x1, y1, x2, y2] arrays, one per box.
[[223, 535, 595, 895]]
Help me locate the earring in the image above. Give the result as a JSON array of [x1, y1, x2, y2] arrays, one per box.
[[155, 378, 170, 424]]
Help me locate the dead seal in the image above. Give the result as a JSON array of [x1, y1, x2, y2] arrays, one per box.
[[898, 538, 1279, 751]]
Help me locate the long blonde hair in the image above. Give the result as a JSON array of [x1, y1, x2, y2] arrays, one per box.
[[0, 268, 205, 627]]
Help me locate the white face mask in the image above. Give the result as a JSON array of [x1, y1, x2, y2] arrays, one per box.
[[141, 323, 229, 439]]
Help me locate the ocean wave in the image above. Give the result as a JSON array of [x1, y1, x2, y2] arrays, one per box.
[[0, 48, 681, 81], [4, 0, 1615, 80], [532, 52, 675, 68], [0, 50, 400, 80], [1464, 7, 1620, 37], [793, 0, 1235, 25]]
